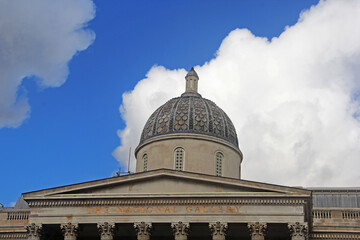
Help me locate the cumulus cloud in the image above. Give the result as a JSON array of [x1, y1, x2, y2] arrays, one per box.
[[0, 0, 95, 128], [114, 0, 360, 187]]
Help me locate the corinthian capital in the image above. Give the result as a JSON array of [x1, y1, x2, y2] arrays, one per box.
[[248, 222, 267, 237], [209, 222, 228, 238], [134, 222, 152, 236], [98, 222, 115, 239], [25, 223, 42, 240], [61, 222, 79, 239], [172, 221, 190, 238], [288, 222, 308, 239]]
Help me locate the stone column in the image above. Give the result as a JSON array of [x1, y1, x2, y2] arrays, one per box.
[[248, 222, 267, 240], [25, 223, 42, 240], [98, 222, 115, 240], [171, 221, 190, 240], [61, 223, 79, 240], [134, 222, 152, 240], [209, 222, 227, 240], [288, 222, 308, 240]]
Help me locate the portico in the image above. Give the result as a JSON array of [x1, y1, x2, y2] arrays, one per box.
[[23, 169, 311, 240]]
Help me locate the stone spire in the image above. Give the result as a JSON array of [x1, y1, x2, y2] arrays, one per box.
[[185, 67, 199, 93]]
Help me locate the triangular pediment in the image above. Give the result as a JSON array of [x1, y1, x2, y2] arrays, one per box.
[[23, 169, 310, 200]]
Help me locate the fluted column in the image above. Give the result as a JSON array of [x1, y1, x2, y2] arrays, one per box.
[[171, 221, 190, 240], [209, 222, 227, 240], [134, 222, 152, 240], [98, 222, 115, 240], [288, 222, 308, 240], [248, 222, 267, 240], [61, 223, 79, 240], [26, 223, 42, 240]]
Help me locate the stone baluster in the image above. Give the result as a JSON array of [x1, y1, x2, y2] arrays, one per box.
[[288, 222, 308, 240], [248, 222, 267, 240], [61, 223, 79, 240], [98, 222, 115, 240], [25, 223, 42, 240], [209, 222, 227, 240], [171, 221, 190, 240], [134, 222, 152, 240]]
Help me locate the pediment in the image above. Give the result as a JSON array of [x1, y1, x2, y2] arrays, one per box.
[[23, 169, 310, 200]]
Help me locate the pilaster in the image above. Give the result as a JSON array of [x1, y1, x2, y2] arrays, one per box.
[[25, 223, 42, 240], [171, 221, 190, 240], [288, 222, 308, 240], [61, 223, 79, 240], [248, 222, 267, 240], [209, 222, 227, 240], [134, 222, 152, 240], [98, 222, 115, 240]]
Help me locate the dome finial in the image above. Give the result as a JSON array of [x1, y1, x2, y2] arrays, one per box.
[[185, 67, 199, 93]]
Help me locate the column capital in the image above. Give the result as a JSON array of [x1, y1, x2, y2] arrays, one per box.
[[171, 221, 190, 236], [134, 222, 152, 236], [248, 222, 267, 237], [61, 222, 79, 239], [209, 222, 228, 238], [25, 223, 42, 240], [288, 222, 308, 239], [98, 222, 115, 239]]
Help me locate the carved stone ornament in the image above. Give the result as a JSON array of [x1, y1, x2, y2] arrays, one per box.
[[171, 221, 190, 237], [25, 223, 42, 240], [288, 222, 308, 239], [248, 222, 267, 237], [61, 222, 79, 239], [209, 222, 228, 237], [134, 222, 152, 236], [97, 222, 115, 239]]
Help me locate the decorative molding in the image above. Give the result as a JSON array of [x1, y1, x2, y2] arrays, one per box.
[[209, 222, 228, 237], [248, 222, 267, 237], [27, 198, 307, 208], [0, 232, 27, 239], [134, 222, 152, 236], [61, 222, 79, 239], [310, 233, 360, 239], [25, 223, 42, 239], [288, 222, 308, 239], [171, 221, 190, 236], [97, 222, 115, 238]]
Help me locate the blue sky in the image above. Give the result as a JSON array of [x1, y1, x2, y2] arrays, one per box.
[[2, 0, 360, 207]]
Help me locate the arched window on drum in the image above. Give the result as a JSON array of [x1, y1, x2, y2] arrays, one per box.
[[174, 147, 185, 171], [142, 153, 148, 171], [215, 152, 224, 176]]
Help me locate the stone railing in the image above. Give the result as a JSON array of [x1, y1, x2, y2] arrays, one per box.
[[313, 208, 360, 220], [313, 209, 332, 219], [341, 210, 360, 219], [4, 210, 29, 220]]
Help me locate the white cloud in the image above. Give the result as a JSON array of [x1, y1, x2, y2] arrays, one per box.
[[0, 0, 95, 128], [114, 0, 360, 187]]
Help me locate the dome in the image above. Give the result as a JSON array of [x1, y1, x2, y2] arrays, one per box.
[[139, 70, 239, 148]]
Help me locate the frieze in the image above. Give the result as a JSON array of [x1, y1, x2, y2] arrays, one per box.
[[27, 198, 307, 208], [0, 233, 27, 239]]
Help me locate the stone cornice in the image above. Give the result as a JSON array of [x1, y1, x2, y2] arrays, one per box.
[[27, 197, 307, 208], [310, 233, 360, 239]]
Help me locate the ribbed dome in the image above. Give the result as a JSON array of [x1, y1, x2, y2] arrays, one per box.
[[139, 92, 239, 147]]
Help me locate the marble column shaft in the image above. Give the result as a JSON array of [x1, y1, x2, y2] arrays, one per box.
[[26, 223, 42, 240], [134, 222, 152, 240], [61, 223, 79, 240], [209, 222, 227, 240], [248, 222, 267, 240]]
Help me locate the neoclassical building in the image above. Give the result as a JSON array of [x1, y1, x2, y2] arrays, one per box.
[[0, 68, 359, 240]]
